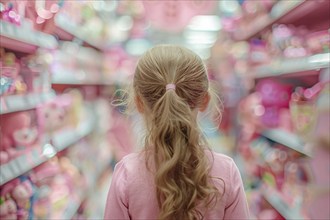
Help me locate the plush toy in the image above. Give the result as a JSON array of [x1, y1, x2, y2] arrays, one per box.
[[0, 1, 21, 25], [36, 94, 72, 140], [0, 179, 20, 220], [256, 79, 292, 127], [306, 30, 330, 54], [11, 177, 34, 220], [0, 111, 39, 162], [0, 196, 17, 220], [0, 51, 26, 96], [31, 160, 61, 219]]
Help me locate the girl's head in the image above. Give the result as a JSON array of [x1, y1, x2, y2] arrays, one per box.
[[131, 45, 221, 220], [133, 45, 210, 115]]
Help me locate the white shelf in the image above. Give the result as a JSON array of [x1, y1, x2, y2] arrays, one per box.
[[54, 14, 103, 51], [254, 53, 330, 78], [0, 143, 57, 185], [0, 20, 58, 53], [0, 91, 56, 114], [233, 0, 304, 41], [262, 129, 311, 156], [60, 161, 110, 219], [51, 69, 112, 86], [0, 109, 95, 186], [261, 186, 307, 220]]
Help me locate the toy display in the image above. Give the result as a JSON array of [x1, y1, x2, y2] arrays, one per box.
[[1, 1, 328, 219], [0, 111, 39, 163]]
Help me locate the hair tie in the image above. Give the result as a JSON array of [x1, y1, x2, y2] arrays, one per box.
[[166, 83, 176, 91]]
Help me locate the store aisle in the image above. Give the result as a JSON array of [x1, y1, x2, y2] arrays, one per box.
[[1, 0, 329, 219]]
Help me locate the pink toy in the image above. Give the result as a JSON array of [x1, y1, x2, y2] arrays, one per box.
[[306, 30, 330, 54], [256, 79, 292, 127], [249, 39, 270, 66], [0, 179, 20, 220], [0, 1, 21, 25], [283, 36, 308, 58], [36, 95, 72, 137], [272, 24, 294, 52], [0, 111, 39, 162], [0, 197, 17, 220], [11, 179, 33, 220], [142, 0, 216, 32], [0, 52, 26, 96]]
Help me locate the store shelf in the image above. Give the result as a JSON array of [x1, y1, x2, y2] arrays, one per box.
[[0, 107, 95, 186], [261, 186, 307, 220], [261, 129, 311, 156], [233, 0, 304, 41], [233, 0, 329, 41], [254, 53, 330, 79], [60, 160, 110, 219], [51, 69, 112, 86], [0, 20, 58, 53], [54, 14, 103, 51], [0, 91, 56, 114], [0, 143, 57, 185]]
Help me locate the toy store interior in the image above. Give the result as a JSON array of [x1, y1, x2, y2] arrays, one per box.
[[0, 0, 329, 219]]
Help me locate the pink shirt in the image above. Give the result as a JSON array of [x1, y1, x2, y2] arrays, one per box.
[[104, 151, 250, 220]]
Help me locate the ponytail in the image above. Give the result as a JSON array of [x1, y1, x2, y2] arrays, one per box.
[[147, 88, 217, 220]]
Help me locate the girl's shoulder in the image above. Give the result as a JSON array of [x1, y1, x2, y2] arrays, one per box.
[[207, 151, 236, 168], [207, 151, 240, 182]]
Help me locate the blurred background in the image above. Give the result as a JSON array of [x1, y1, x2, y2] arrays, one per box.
[[0, 0, 329, 219]]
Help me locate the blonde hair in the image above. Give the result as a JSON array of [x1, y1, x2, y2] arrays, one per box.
[[132, 45, 221, 220]]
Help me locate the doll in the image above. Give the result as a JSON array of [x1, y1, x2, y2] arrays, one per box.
[[0, 51, 27, 96]]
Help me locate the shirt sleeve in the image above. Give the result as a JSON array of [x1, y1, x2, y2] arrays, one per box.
[[224, 159, 250, 219], [104, 160, 130, 220]]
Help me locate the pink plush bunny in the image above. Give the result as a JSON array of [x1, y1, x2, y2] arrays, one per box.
[[0, 111, 38, 162]]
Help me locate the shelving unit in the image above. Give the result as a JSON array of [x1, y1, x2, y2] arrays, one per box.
[[254, 53, 330, 79], [261, 186, 307, 220], [232, 0, 304, 41], [233, 0, 329, 41], [60, 154, 111, 219], [0, 111, 95, 185], [261, 129, 311, 156], [0, 20, 58, 53], [51, 70, 113, 86], [0, 91, 56, 114], [54, 14, 103, 51], [0, 143, 57, 185]]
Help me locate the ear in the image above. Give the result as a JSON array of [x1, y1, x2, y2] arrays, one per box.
[[135, 95, 144, 113], [199, 92, 210, 112]]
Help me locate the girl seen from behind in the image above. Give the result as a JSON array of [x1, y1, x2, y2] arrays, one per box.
[[104, 45, 250, 220]]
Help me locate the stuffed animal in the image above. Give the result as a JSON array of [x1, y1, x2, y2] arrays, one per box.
[[256, 79, 292, 127], [0, 111, 38, 162], [0, 51, 26, 96], [11, 178, 34, 220], [0, 1, 21, 25], [0, 197, 17, 220], [0, 179, 20, 220]]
